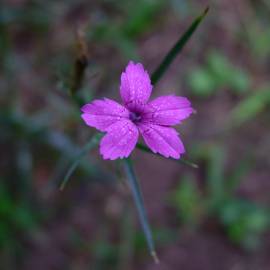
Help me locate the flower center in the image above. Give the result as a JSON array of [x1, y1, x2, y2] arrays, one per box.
[[129, 111, 142, 123]]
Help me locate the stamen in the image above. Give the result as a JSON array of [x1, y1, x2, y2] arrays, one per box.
[[129, 111, 142, 123]]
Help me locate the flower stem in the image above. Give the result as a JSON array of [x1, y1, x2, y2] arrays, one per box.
[[123, 158, 159, 264]]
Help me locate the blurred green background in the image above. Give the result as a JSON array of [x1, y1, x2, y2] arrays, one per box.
[[1, 0, 270, 269]]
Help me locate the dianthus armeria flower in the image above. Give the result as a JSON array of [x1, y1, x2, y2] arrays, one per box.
[[81, 61, 194, 160]]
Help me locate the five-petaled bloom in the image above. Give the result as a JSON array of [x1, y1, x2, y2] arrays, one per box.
[[81, 61, 194, 160]]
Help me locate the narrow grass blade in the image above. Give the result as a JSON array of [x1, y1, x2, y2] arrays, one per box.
[[136, 143, 198, 169], [59, 133, 102, 190], [123, 158, 159, 264], [151, 7, 209, 85]]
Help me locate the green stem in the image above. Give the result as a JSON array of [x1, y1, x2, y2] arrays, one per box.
[[123, 158, 159, 264]]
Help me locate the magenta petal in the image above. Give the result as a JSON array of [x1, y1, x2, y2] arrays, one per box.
[[100, 120, 139, 160], [81, 98, 129, 132], [142, 95, 194, 126], [120, 61, 152, 111], [138, 123, 185, 159]]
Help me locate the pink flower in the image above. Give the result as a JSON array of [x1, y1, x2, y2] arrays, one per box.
[[81, 61, 194, 160]]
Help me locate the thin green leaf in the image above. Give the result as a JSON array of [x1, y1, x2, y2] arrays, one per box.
[[136, 143, 198, 169], [60, 133, 102, 190], [151, 7, 209, 85], [123, 158, 159, 264]]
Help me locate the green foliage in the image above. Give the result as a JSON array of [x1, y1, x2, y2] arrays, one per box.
[[87, 0, 166, 59], [188, 69, 216, 97], [170, 175, 202, 227], [133, 227, 176, 256], [188, 50, 251, 97], [230, 86, 270, 126], [219, 200, 269, 249], [0, 184, 37, 249], [122, 0, 166, 38], [247, 23, 270, 59], [172, 143, 270, 249], [205, 145, 226, 207], [94, 240, 118, 266], [0, 3, 50, 33]]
